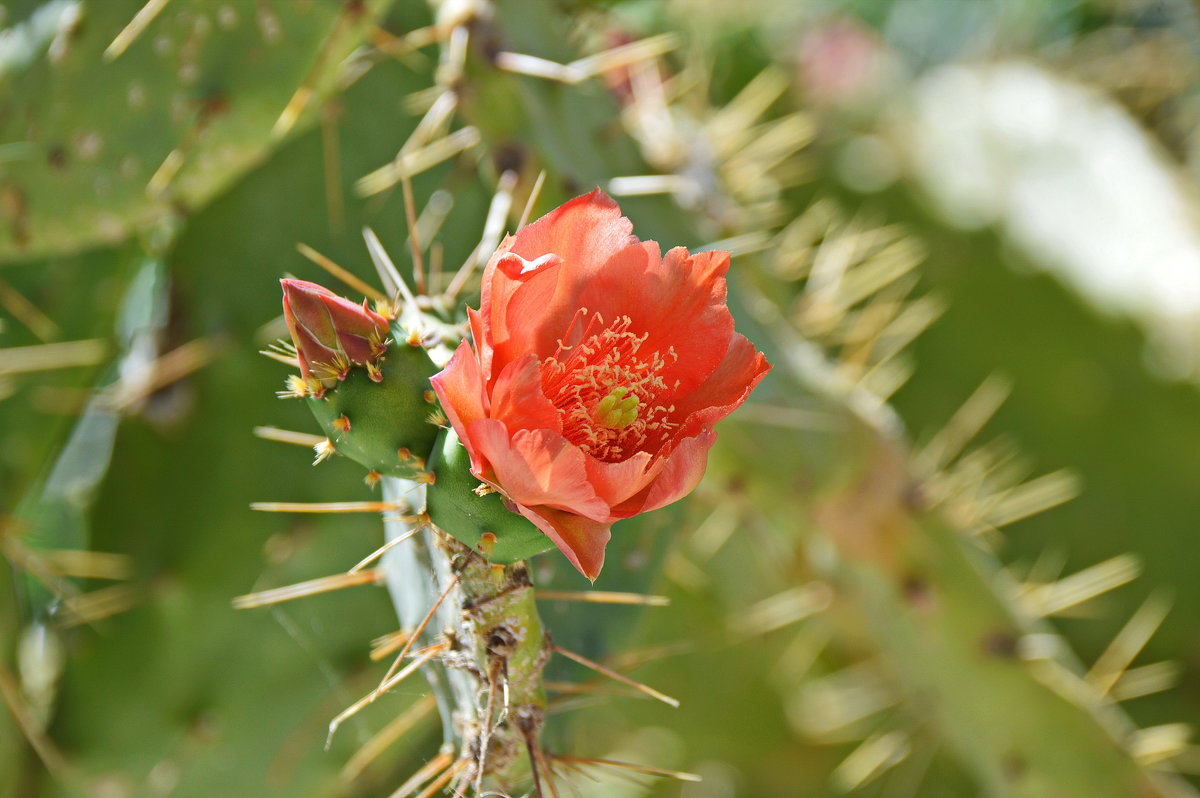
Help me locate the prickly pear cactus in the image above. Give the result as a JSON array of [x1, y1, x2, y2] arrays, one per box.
[[6, 0, 1200, 796]]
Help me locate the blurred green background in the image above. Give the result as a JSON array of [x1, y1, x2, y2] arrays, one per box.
[[3, 0, 1200, 796]]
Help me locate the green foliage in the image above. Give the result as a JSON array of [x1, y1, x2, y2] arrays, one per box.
[[0, 0, 394, 261], [4, 0, 1200, 795]]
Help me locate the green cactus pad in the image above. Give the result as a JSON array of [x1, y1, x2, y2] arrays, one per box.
[[426, 428, 555, 564], [305, 341, 440, 479]]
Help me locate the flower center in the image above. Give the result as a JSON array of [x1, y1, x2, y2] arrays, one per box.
[[540, 312, 678, 462], [593, 387, 639, 429]]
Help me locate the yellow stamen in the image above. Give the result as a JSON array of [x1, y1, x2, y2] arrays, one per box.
[[594, 387, 639, 429]]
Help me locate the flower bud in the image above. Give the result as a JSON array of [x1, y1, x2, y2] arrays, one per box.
[[281, 279, 390, 395]]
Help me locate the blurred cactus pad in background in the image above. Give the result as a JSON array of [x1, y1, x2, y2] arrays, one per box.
[[5, 0, 1200, 796]]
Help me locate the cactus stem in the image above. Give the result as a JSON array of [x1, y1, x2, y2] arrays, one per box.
[[551, 645, 680, 708], [535, 590, 670, 607], [341, 694, 438, 782], [348, 525, 425, 574], [252, 425, 324, 447], [327, 642, 450, 746], [231, 568, 381, 610], [295, 242, 387, 303], [249, 500, 401, 513]]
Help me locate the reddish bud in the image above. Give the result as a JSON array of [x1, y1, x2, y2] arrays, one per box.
[[281, 279, 390, 394]]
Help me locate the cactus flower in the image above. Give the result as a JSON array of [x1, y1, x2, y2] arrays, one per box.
[[281, 278, 390, 396], [431, 190, 771, 580]]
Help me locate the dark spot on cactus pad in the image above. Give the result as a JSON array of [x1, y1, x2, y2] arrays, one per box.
[[47, 145, 69, 170], [902, 480, 928, 513], [471, 17, 505, 64], [513, 704, 544, 736], [562, 175, 581, 196], [981, 630, 1019, 659], [196, 91, 231, 125], [493, 142, 525, 175], [901, 575, 934, 611], [444, 629, 463, 652], [486, 625, 518, 656], [1002, 752, 1027, 782]]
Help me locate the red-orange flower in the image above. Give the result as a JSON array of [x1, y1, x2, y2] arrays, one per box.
[[431, 191, 770, 580]]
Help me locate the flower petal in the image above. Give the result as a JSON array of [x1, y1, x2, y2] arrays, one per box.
[[612, 427, 717, 518], [489, 354, 561, 435], [430, 340, 487, 463], [516, 505, 611, 582], [468, 419, 609, 520], [583, 450, 659, 508], [507, 189, 635, 277], [483, 190, 638, 373], [671, 333, 772, 437], [575, 245, 735, 396]]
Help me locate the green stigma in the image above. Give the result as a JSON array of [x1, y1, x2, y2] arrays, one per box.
[[594, 387, 639, 429]]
